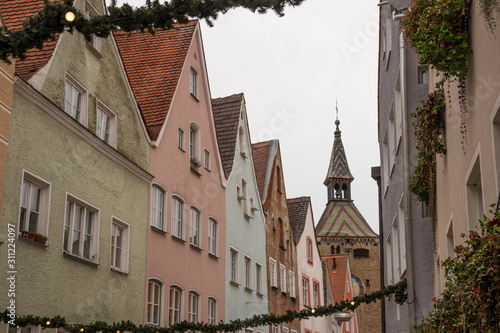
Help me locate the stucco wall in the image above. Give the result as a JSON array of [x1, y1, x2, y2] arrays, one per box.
[[224, 104, 268, 332]]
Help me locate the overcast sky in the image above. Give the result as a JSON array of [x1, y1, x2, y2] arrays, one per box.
[[117, 0, 381, 233]]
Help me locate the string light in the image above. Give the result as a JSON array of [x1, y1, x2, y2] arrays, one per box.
[[65, 11, 75, 22], [350, 301, 355, 306], [311, 309, 316, 314], [46, 321, 51, 326], [80, 328, 84, 332]]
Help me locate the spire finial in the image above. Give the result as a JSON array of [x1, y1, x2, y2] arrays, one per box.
[[335, 99, 341, 134]]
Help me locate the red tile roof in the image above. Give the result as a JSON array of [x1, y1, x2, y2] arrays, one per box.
[[251, 140, 272, 199], [323, 254, 349, 303], [0, 0, 60, 80], [287, 196, 310, 241], [113, 21, 197, 140], [212, 93, 244, 178]]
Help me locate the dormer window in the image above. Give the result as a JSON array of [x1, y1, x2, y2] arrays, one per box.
[[190, 66, 199, 99]]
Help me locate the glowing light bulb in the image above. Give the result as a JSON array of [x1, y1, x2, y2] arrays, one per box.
[[350, 300, 355, 306], [311, 309, 316, 313], [46, 321, 51, 326], [65, 11, 75, 22], [80, 329, 84, 332]]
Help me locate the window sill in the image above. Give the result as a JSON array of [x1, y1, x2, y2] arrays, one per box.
[[230, 281, 240, 288], [190, 93, 200, 102], [86, 42, 102, 59], [190, 244, 203, 252], [18, 232, 49, 247], [63, 251, 99, 267], [151, 225, 167, 235], [244, 287, 253, 293], [290, 296, 296, 301], [240, 152, 248, 159], [111, 266, 129, 276], [279, 244, 286, 251], [179, 147, 185, 152], [281, 291, 287, 296], [244, 212, 252, 220], [190, 163, 202, 176], [208, 253, 219, 260], [257, 292, 265, 298], [171, 235, 186, 244], [271, 285, 278, 291]]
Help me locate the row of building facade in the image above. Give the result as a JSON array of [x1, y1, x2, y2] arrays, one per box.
[[0, 0, 381, 333]]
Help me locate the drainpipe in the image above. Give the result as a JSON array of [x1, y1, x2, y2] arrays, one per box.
[[399, 31, 416, 332]]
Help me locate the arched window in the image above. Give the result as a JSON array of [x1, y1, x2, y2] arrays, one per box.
[[336, 245, 341, 254], [169, 285, 183, 325], [188, 291, 200, 324], [147, 279, 163, 326], [208, 297, 217, 325], [306, 238, 313, 263], [151, 184, 166, 230]]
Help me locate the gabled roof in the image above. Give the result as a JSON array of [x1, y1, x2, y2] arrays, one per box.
[[316, 200, 378, 238], [251, 140, 273, 200], [323, 254, 349, 303], [113, 21, 197, 140], [212, 93, 244, 178], [325, 119, 353, 185], [0, 0, 60, 80], [287, 196, 311, 241]]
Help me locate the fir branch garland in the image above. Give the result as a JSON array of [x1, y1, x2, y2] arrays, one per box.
[[0, 0, 304, 63], [1, 280, 407, 332]]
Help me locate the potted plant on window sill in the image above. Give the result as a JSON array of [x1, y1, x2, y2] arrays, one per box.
[[20, 230, 37, 241], [33, 233, 48, 245], [190, 161, 201, 175]]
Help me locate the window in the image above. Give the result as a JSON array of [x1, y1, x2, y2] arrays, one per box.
[[168, 286, 182, 325], [447, 219, 455, 258], [242, 178, 250, 217], [280, 264, 286, 293], [84, 0, 101, 52], [204, 149, 211, 170], [18, 172, 50, 239], [398, 196, 407, 274], [208, 297, 217, 324], [289, 271, 295, 298], [147, 279, 163, 326], [366, 279, 370, 287], [171, 196, 184, 239], [256, 263, 263, 294], [282, 327, 289, 333], [230, 248, 238, 283], [190, 207, 201, 247], [418, 66, 428, 84], [272, 325, 279, 333], [208, 218, 218, 256], [64, 78, 86, 123], [269, 258, 277, 287], [313, 282, 320, 307], [466, 156, 484, 231], [111, 218, 129, 273], [302, 277, 309, 306], [190, 67, 199, 98], [353, 248, 370, 258], [306, 238, 313, 263], [239, 126, 247, 158], [63, 195, 98, 262], [96, 102, 115, 146], [279, 218, 284, 247], [188, 291, 199, 324], [178, 127, 185, 151], [386, 232, 393, 285], [189, 123, 200, 164], [244, 256, 251, 289], [151, 185, 165, 230]]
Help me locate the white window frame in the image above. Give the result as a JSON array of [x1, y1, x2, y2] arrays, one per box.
[[189, 123, 201, 165], [244, 255, 252, 289], [147, 279, 163, 326], [230, 247, 239, 283], [63, 193, 99, 263], [208, 217, 218, 256], [204, 148, 211, 171], [171, 195, 185, 239], [242, 178, 250, 218], [239, 126, 247, 158], [313, 281, 319, 307], [190, 66, 199, 98], [302, 277, 309, 307], [84, 0, 101, 52], [188, 290, 200, 324], [208, 297, 217, 325], [18, 170, 51, 239], [65, 74, 88, 126], [110, 217, 130, 273], [96, 100, 116, 147], [280, 264, 286, 293], [289, 271, 295, 298], [269, 258, 277, 288], [151, 184, 166, 231], [178, 127, 185, 151], [190, 206, 201, 247], [272, 325, 280, 333], [256, 262, 263, 294], [282, 327, 289, 333], [169, 285, 183, 326], [307, 238, 312, 263]]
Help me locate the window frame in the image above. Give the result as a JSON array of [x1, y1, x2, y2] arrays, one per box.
[[207, 297, 217, 325], [168, 285, 183, 326], [178, 127, 185, 151], [242, 178, 250, 218], [63, 193, 99, 263], [110, 217, 130, 273], [64, 74, 88, 126], [189, 206, 201, 248], [289, 270, 295, 298], [204, 148, 211, 171], [306, 237, 313, 264], [96, 100, 116, 147], [230, 247, 239, 284], [269, 258, 277, 288], [208, 217, 218, 256], [256, 262, 263, 295], [151, 184, 166, 231], [188, 290, 200, 324], [18, 170, 51, 240], [171, 195, 185, 239], [84, 0, 101, 53], [302, 276, 310, 307], [313, 280, 320, 307], [147, 279, 163, 326], [189, 66, 199, 99], [244, 255, 252, 289], [189, 122, 201, 165], [280, 264, 286, 293]]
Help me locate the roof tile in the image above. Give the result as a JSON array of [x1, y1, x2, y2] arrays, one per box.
[[251, 140, 272, 199], [287, 196, 310, 241]]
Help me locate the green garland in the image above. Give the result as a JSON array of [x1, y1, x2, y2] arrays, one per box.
[[0, 0, 303, 63], [1, 280, 407, 333]]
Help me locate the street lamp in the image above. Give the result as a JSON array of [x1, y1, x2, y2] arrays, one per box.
[[334, 311, 352, 333]]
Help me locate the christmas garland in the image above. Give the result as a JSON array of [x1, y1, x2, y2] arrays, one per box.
[[1, 280, 407, 332], [0, 0, 303, 63]]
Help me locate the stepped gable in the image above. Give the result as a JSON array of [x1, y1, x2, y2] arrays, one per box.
[[251, 140, 272, 199], [287, 196, 310, 242], [323, 254, 349, 302], [316, 200, 377, 240], [212, 93, 244, 178], [0, 0, 60, 80], [113, 21, 197, 140]]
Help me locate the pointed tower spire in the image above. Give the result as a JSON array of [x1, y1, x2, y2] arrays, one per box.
[[324, 103, 354, 202]]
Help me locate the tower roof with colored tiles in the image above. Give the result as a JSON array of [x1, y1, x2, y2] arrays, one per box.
[[324, 118, 353, 185], [0, 0, 60, 80], [316, 198, 378, 238], [287, 196, 311, 242], [212, 93, 244, 178], [113, 21, 197, 140]]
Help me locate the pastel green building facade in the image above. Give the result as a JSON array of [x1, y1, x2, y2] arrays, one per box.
[[0, 0, 152, 326]]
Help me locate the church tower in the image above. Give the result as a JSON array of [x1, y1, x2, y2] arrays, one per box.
[[316, 111, 381, 333]]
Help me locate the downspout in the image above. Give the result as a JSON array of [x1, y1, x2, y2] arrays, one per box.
[[399, 31, 416, 332]]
